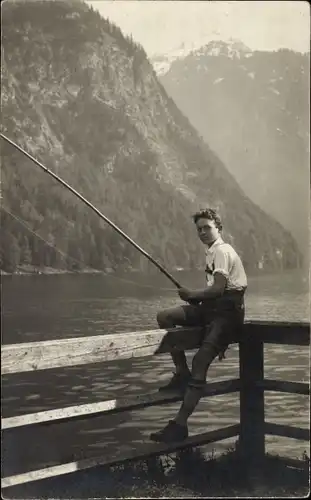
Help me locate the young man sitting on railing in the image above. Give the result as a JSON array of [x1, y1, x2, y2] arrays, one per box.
[[150, 208, 247, 443]]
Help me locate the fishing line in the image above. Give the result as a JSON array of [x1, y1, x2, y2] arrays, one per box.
[[1, 205, 81, 267], [1, 205, 176, 292], [0, 133, 182, 289]]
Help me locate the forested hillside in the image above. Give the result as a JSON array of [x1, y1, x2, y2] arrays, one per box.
[[1, 0, 301, 274]]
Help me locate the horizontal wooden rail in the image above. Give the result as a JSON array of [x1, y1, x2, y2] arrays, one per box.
[[1, 424, 240, 488], [269, 455, 310, 471], [2, 321, 309, 375], [2, 378, 241, 429], [244, 320, 309, 346], [1, 327, 203, 375], [265, 422, 310, 441], [259, 379, 309, 395]]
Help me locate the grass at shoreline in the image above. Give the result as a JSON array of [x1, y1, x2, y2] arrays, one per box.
[[5, 445, 310, 498], [105, 446, 310, 498]]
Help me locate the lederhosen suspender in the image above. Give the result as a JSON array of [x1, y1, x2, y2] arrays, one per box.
[[205, 262, 214, 282]]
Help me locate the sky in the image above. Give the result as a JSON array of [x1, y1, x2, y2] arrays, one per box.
[[86, 0, 310, 56]]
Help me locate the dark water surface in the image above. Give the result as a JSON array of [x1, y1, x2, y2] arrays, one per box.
[[2, 269, 309, 344], [1, 269, 310, 496]]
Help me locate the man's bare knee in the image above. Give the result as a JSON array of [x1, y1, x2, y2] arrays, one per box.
[[157, 310, 175, 329]]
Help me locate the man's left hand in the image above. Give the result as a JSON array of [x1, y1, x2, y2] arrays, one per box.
[[178, 287, 195, 302]]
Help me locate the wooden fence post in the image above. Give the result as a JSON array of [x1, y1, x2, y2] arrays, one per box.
[[238, 335, 265, 464]]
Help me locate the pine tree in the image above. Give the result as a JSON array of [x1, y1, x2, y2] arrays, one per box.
[[1, 231, 21, 272], [20, 236, 32, 265]]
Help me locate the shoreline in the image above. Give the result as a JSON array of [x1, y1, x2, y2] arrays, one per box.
[[0, 265, 192, 277], [1, 266, 304, 278], [0, 267, 105, 276]]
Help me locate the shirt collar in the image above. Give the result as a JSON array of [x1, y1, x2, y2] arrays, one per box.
[[205, 236, 224, 254]]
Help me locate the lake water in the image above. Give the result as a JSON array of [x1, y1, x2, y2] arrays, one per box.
[[2, 269, 310, 467], [1, 269, 309, 344]]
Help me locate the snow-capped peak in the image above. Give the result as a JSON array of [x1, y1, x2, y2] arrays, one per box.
[[151, 39, 253, 75], [201, 39, 252, 59], [151, 41, 199, 75]]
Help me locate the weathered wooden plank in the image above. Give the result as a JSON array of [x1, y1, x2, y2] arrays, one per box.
[[244, 321, 310, 346], [1, 327, 203, 375], [1, 424, 240, 488], [265, 422, 310, 441], [2, 378, 241, 429], [259, 379, 309, 395], [2, 321, 309, 375]]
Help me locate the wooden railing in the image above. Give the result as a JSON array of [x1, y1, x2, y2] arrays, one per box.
[[1, 320, 310, 489]]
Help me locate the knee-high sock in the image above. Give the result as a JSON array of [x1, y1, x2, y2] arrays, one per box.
[[173, 344, 219, 426], [174, 383, 204, 427]]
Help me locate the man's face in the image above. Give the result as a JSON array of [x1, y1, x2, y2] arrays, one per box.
[[196, 218, 220, 245]]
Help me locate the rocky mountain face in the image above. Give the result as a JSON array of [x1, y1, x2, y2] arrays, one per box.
[[157, 41, 310, 259], [1, 1, 302, 274]]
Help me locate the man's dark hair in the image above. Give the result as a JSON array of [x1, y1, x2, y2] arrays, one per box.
[[192, 208, 223, 231]]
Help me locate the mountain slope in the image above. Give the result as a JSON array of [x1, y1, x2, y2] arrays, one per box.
[[158, 41, 310, 258], [1, 1, 301, 274]]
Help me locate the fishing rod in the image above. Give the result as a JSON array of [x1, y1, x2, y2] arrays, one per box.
[[0, 133, 182, 289]]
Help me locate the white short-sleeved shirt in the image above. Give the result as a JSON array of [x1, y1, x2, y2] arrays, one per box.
[[205, 237, 247, 291]]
